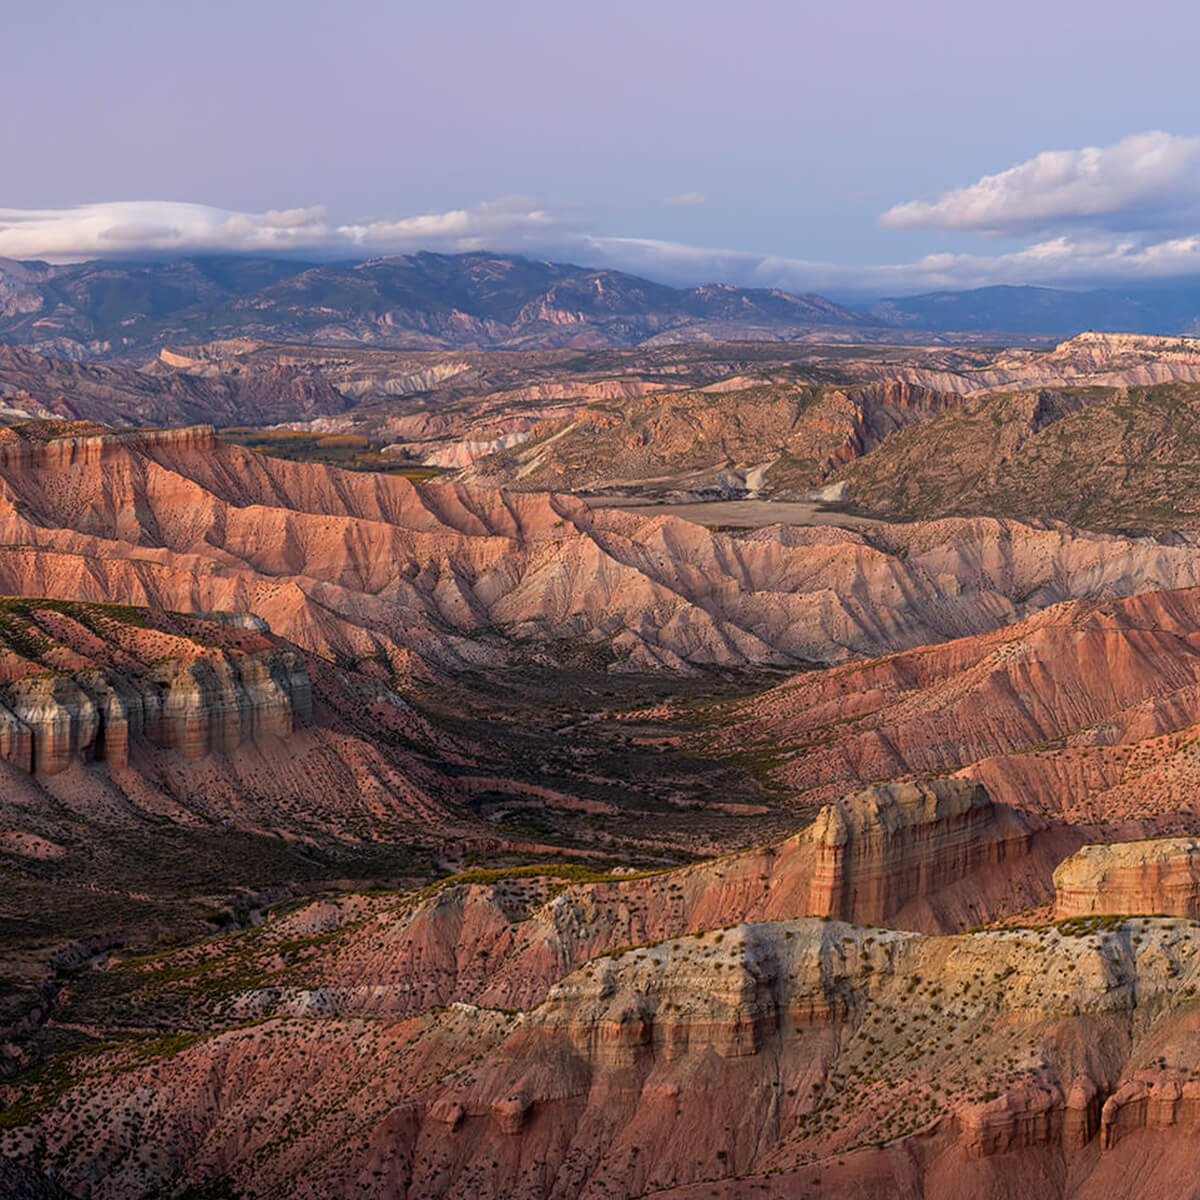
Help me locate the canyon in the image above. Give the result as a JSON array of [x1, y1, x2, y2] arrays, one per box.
[[6, 319, 1200, 1198]]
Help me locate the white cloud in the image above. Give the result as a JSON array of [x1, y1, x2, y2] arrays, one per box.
[[336, 197, 565, 254], [9, 162, 1200, 298], [573, 229, 1200, 296], [662, 192, 708, 208], [0, 202, 333, 260], [0, 199, 568, 263], [880, 131, 1200, 235]]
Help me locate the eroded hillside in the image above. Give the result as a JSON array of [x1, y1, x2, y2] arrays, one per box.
[[6, 333, 1200, 1199]]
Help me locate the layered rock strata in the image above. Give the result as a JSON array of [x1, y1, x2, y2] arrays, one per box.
[[804, 778, 1049, 926], [717, 584, 1200, 822], [8, 422, 1200, 678], [0, 650, 310, 775], [13, 910, 1200, 1199], [1053, 838, 1200, 919]]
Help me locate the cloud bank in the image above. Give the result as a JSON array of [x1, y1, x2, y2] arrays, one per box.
[[7, 134, 1200, 297], [0, 199, 567, 261]]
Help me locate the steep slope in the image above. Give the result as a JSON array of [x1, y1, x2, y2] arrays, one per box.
[[836, 376, 1200, 532], [0, 595, 487, 1105], [708, 584, 1200, 826], [0, 596, 466, 872], [6, 425, 1200, 673]]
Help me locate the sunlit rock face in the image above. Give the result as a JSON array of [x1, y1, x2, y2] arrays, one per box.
[[1054, 838, 1200, 920]]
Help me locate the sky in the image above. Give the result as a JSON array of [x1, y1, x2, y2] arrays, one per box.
[[6, 0, 1200, 297]]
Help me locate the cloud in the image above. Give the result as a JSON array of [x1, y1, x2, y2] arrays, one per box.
[[880, 131, 1200, 235], [662, 192, 708, 208], [9, 161, 1200, 298], [0, 199, 567, 263], [0, 202, 333, 260], [573, 229, 1200, 296], [337, 198, 566, 254]]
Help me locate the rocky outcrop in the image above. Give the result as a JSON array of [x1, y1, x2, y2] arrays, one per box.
[[1053, 838, 1200, 919], [0, 422, 217, 472], [0, 601, 313, 776], [0, 649, 311, 774], [1098, 1076, 1200, 1149], [19, 911, 1200, 1200], [155, 653, 311, 762], [805, 779, 1047, 926]]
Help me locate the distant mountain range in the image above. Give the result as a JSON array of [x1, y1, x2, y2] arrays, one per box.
[[5, 251, 1200, 361], [869, 282, 1200, 336], [0, 252, 881, 361]]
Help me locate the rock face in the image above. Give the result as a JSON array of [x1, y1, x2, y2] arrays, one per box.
[[0, 622, 311, 776], [189, 780, 1057, 1036], [805, 779, 1051, 926], [16, 903, 1200, 1200], [1054, 838, 1200, 918], [0, 419, 218, 471], [0, 599, 455, 850]]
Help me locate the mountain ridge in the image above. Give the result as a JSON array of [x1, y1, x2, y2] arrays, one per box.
[[0, 251, 884, 360]]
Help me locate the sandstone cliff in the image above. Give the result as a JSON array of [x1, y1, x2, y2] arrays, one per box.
[[804, 778, 1065, 927], [0, 598, 311, 775], [11, 898, 1200, 1200], [1054, 838, 1200, 919], [0, 597, 460, 850]]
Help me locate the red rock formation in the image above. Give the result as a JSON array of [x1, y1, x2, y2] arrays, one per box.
[[804, 778, 1057, 927], [1053, 838, 1200, 918], [0, 634, 310, 775], [716, 586, 1200, 824], [0, 601, 460, 848], [15, 910, 1200, 1200], [2, 423, 1200, 681], [955, 1083, 1065, 1157]]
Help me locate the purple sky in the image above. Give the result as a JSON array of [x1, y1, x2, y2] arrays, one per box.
[[6, 0, 1200, 295]]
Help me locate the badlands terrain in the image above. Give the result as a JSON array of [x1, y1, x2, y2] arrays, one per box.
[[8, 301, 1200, 1197]]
